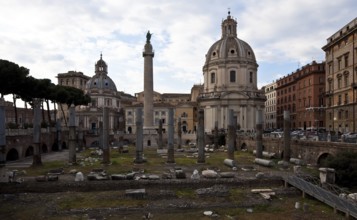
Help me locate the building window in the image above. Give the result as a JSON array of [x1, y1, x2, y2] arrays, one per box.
[[91, 98, 97, 107], [337, 77, 342, 89], [230, 70, 236, 82], [345, 93, 348, 104], [128, 111, 132, 116], [345, 110, 349, 119], [338, 58, 342, 70], [345, 76, 349, 87], [249, 72, 253, 83], [344, 55, 349, 68], [210, 72, 215, 84], [338, 95, 342, 105]]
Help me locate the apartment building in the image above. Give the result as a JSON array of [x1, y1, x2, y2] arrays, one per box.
[[322, 17, 357, 133]]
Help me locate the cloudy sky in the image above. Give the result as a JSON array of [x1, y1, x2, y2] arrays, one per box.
[[1, 0, 356, 97]]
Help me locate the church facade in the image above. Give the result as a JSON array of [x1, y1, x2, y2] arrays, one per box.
[[57, 54, 135, 136], [198, 12, 266, 133]]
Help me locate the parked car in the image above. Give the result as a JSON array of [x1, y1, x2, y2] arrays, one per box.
[[342, 132, 357, 139]]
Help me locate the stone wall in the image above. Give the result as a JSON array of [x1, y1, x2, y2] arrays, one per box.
[[237, 136, 357, 165]]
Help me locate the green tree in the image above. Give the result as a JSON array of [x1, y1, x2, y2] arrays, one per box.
[[0, 59, 29, 126], [322, 152, 357, 188]]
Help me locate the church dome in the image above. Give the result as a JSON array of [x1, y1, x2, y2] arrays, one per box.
[[85, 54, 117, 92], [85, 74, 117, 91], [203, 12, 257, 68]]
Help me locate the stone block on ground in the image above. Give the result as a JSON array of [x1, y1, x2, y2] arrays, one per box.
[[190, 169, 200, 180], [47, 168, 64, 175], [202, 169, 218, 179], [125, 189, 147, 199], [87, 171, 110, 181], [255, 172, 265, 179], [47, 175, 59, 181], [126, 172, 136, 180], [162, 172, 173, 179], [175, 168, 186, 179], [224, 159, 237, 168], [35, 175, 47, 182], [241, 166, 255, 171], [69, 169, 78, 174], [220, 172, 235, 178], [111, 174, 127, 180], [148, 174, 160, 180], [75, 172, 84, 181]]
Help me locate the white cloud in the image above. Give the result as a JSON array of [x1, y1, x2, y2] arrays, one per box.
[[0, 0, 356, 99]]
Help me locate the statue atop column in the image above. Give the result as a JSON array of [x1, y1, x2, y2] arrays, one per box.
[[146, 31, 152, 43]]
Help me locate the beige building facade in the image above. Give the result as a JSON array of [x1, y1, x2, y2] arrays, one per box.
[[322, 17, 357, 133], [125, 91, 197, 134], [263, 82, 277, 130]]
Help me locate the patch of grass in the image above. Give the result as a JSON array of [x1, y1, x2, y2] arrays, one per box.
[[24, 161, 68, 176], [176, 188, 196, 199], [175, 157, 197, 166]]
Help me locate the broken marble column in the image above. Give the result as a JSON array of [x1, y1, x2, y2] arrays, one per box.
[[77, 120, 84, 151], [32, 98, 42, 166], [227, 109, 235, 160], [134, 108, 144, 163], [177, 117, 182, 149], [102, 107, 110, 164], [256, 109, 263, 159], [118, 108, 125, 151], [283, 110, 291, 162], [214, 121, 219, 149], [157, 119, 163, 150], [167, 108, 175, 163], [197, 109, 205, 163], [68, 104, 77, 164], [0, 98, 7, 182], [319, 168, 335, 184], [56, 121, 62, 151]]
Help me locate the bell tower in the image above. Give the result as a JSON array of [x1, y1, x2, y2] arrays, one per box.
[[221, 10, 237, 38]]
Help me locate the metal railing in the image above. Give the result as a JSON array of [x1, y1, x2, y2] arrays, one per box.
[[284, 173, 357, 218]]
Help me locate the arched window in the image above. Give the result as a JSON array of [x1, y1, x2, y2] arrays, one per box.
[[210, 72, 215, 84], [230, 70, 236, 82], [249, 72, 253, 83]]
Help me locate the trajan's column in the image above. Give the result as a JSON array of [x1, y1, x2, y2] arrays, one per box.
[[142, 31, 157, 147]]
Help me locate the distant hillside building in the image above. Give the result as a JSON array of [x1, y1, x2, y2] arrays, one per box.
[[322, 17, 357, 133], [198, 11, 266, 132]]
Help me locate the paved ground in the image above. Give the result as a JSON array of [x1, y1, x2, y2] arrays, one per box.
[[6, 150, 69, 168]]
